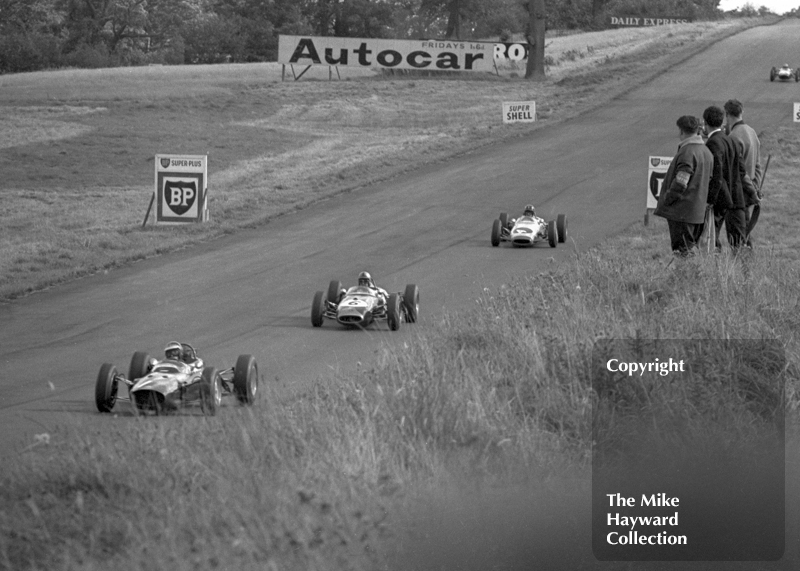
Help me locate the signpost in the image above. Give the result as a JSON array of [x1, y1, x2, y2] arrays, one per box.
[[645, 156, 672, 225], [153, 154, 208, 225], [503, 101, 536, 124]]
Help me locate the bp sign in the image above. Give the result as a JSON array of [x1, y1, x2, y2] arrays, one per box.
[[155, 155, 208, 223]]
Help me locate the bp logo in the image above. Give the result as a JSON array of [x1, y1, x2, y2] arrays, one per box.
[[650, 157, 662, 168], [164, 179, 198, 215], [160, 157, 171, 168]]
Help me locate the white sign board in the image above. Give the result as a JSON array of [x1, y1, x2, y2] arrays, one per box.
[[503, 101, 536, 124], [794, 102, 800, 122], [155, 155, 208, 224], [647, 156, 672, 210], [278, 35, 492, 72]]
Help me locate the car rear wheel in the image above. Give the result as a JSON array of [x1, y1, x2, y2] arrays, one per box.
[[548, 220, 558, 248], [129, 351, 151, 382], [403, 284, 420, 323], [311, 290, 326, 327], [491, 219, 502, 247], [387, 293, 401, 331], [95, 363, 118, 413], [200, 367, 222, 416], [557, 214, 568, 243], [233, 354, 258, 405]]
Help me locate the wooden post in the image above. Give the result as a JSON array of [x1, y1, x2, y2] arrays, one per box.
[[142, 192, 155, 228]]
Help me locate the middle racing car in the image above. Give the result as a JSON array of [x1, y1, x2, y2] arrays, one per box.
[[491, 206, 568, 248], [311, 279, 419, 331]]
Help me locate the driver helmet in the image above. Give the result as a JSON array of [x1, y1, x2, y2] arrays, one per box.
[[784, 63, 789, 68], [164, 341, 182, 361], [358, 271, 374, 288], [523, 204, 536, 217]]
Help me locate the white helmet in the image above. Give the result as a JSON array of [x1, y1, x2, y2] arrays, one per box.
[[358, 271, 374, 288], [164, 341, 182, 360]]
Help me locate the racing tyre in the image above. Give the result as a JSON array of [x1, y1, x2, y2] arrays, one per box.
[[499, 212, 509, 229], [796, 69, 799, 82], [770, 67, 776, 82], [548, 220, 558, 248], [327, 280, 343, 305], [233, 354, 258, 405], [95, 363, 118, 413], [403, 284, 420, 323], [129, 351, 151, 382], [387, 293, 401, 331], [491, 219, 502, 247], [556, 214, 568, 243], [200, 367, 222, 416], [311, 291, 326, 327]]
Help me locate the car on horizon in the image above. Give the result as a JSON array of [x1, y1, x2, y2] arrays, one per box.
[[770, 64, 799, 82], [311, 280, 419, 331], [94, 343, 258, 415], [491, 210, 568, 248]]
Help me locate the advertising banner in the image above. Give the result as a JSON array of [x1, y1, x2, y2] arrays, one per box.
[[794, 102, 800, 122], [503, 101, 536, 124], [609, 16, 693, 27], [155, 155, 208, 224], [647, 156, 672, 210], [278, 35, 493, 72]]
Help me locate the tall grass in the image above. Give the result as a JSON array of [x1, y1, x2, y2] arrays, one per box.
[[3, 225, 798, 570]]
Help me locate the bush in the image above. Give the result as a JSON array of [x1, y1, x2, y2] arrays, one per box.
[[63, 42, 113, 69], [0, 32, 63, 74]]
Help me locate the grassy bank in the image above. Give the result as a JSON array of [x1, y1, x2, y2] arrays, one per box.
[[0, 17, 769, 300], [2, 122, 798, 571]]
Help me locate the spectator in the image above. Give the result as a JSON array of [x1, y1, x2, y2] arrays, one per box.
[[724, 99, 762, 246], [702, 105, 757, 252], [654, 116, 714, 256]]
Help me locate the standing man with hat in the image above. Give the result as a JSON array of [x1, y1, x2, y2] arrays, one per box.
[[654, 115, 713, 256]]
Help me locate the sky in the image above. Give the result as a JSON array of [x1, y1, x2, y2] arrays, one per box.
[[718, 0, 798, 13]]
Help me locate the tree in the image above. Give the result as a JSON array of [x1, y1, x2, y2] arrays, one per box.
[[525, 0, 546, 80]]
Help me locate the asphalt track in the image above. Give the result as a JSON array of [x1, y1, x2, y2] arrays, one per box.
[[2, 20, 799, 459]]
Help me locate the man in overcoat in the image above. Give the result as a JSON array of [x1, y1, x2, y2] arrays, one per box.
[[654, 115, 713, 256], [702, 106, 757, 251], [724, 99, 763, 246]]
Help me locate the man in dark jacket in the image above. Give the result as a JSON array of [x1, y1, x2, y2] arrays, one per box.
[[655, 115, 713, 256], [725, 99, 763, 247], [702, 106, 757, 251]]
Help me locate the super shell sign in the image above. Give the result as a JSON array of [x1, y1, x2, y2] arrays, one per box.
[[155, 155, 208, 224]]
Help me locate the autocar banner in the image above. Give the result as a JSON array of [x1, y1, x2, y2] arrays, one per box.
[[155, 155, 208, 224], [278, 35, 494, 73]]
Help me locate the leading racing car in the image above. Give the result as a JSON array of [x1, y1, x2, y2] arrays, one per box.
[[770, 64, 799, 82], [311, 278, 419, 331], [491, 205, 568, 248], [94, 343, 258, 415]]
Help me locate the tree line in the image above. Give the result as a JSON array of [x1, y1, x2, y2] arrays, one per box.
[[0, 1, 756, 74]]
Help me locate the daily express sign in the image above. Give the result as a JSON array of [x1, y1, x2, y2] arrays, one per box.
[[278, 35, 494, 72]]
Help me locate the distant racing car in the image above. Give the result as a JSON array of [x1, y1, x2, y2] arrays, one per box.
[[491, 207, 568, 248], [311, 279, 419, 330], [94, 343, 258, 415], [770, 64, 799, 82]]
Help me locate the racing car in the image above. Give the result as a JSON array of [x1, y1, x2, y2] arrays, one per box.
[[491, 209, 568, 248], [770, 64, 799, 82], [311, 280, 419, 331], [94, 343, 258, 415]]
